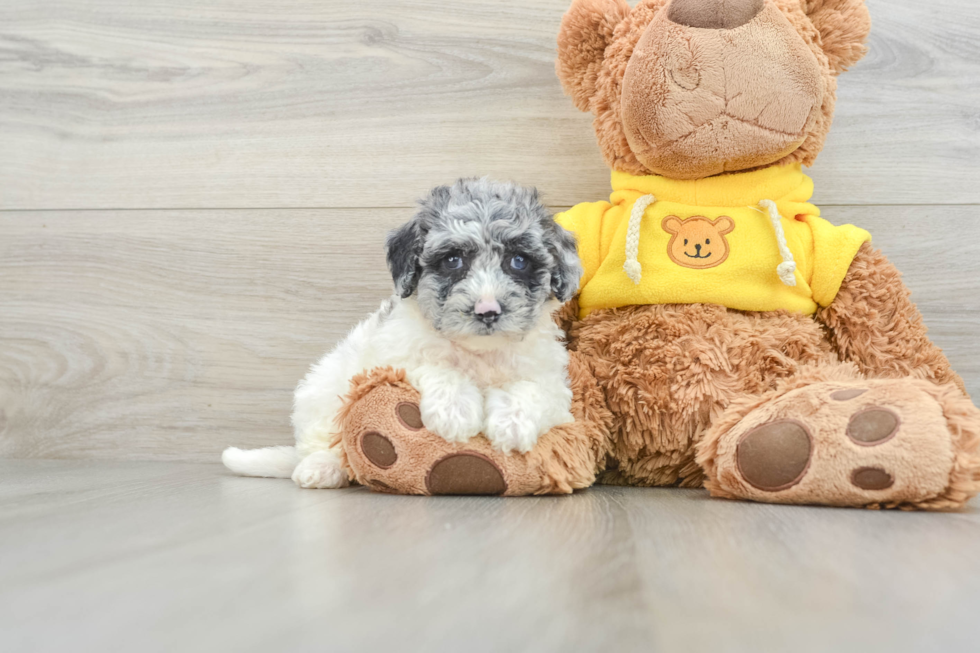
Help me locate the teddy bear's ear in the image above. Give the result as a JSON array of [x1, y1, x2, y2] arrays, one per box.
[[662, 216, 682, 235], [556, 0, 631, 112], [804, 0, 872, 75], [714, 216, 735, 235]]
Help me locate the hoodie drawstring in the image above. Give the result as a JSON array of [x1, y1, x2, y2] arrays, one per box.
[[623, 195, 797, 288], [623, 194, 656, 285], [758, 199, 797, 287]]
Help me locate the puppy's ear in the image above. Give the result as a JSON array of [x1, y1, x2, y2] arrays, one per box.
[[544, 220, 584, 303], [805, 0, 871, 75], [557, 0, 631, 112], [385, 218, 424, 298]]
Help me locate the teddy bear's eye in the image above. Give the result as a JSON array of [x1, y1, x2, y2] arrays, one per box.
[[684, 239, 688, 245], [706, 238, 711, 245]]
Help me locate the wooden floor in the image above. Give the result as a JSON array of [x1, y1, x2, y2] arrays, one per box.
[[2, 459, 979, 653]]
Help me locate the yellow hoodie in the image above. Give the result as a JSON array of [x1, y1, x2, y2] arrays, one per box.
[[556, 164, 870, 317]]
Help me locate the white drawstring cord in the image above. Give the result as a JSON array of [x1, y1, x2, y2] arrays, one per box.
[[758, 199, 797, 287], [623, 194, 656, 285]]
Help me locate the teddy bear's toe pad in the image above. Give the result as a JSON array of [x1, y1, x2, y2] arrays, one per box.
[[736, 420, 812, 491], [426, 453, 508, 495], [851, 466, 894, 490], [846, 408, 899, 445], [360, 432, 397, 468], [709, 380, 960, 508]]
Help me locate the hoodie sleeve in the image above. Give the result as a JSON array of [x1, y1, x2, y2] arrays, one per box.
[[555, 201, 610, 291], [802, 215, 872, 307]]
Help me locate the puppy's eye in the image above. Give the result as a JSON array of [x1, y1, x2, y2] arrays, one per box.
[[443, 255, 464, 271], [510, 255, 528, 271]]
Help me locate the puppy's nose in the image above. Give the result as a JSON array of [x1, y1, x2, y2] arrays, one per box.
[[667, 0, 764, 30], [475, 299, 502, 324]]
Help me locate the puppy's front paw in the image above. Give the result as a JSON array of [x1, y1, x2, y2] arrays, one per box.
[[292, 450, 350, 489], [419, 383, 485, 444], [484, 389, 542, 454]]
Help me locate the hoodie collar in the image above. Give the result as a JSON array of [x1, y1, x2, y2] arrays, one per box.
[[610, 164, 813, 208]]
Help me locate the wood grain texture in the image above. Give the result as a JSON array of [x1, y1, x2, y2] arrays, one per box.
[[1, 0, 979, 210], [1, 460, 979, 653], [1, 205, 978, 462]]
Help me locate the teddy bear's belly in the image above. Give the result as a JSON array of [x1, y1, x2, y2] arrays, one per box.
[[571, 303, 836, 487]]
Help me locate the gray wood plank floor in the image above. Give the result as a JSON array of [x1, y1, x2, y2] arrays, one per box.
[[1, 0, 979, 209], [1, 459, 979, 653]]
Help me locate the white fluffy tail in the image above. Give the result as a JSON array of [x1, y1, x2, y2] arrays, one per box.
[[222, 446, 300, 478]]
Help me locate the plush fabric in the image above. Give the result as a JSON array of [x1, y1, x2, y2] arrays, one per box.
[[336, 352, 613, 496], [334, 0, 980, 509], [555, 164, 870, 315], [698, 364, 980, 511], [545, 0, 980, 509], [556, 0, 869, 178], [619, 2, 825, 178]]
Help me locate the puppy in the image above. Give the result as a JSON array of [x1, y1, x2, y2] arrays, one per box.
[[223, 178, 583, 489]]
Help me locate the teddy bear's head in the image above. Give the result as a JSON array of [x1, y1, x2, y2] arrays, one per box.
[[557, 0, 871, 179]]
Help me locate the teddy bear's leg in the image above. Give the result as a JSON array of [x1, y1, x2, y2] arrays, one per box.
[[697, 362, 980, 510], [334, 353, 611, 496], [570, 303, 839, 488]]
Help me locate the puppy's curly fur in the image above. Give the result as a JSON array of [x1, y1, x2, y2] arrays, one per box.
[[223, 179, 583, 488]]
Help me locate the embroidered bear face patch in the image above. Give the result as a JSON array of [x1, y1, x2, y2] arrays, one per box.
[[662, 215, 734, 269]]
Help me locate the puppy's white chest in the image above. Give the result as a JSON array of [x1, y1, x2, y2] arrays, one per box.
[[451, 348, 521, 388]]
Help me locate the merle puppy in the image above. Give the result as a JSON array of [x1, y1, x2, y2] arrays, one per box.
[[223, 178, 583, 488]]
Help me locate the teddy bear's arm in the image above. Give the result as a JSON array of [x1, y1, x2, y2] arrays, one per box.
[[555, 295, 581, 349], [816, 242, 967, 394]]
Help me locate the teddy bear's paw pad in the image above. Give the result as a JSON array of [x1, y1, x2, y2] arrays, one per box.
[[830, 388, 868, 401], [846, 408, 899, 446], [851, 467, 894, 491], [341, 382, 461, 494], [360, 432, 397, 468], [710, 380, 961, 508], [396, 402, 423, 430], [425, 453, 508, 496], [736, 420, 812, 491]]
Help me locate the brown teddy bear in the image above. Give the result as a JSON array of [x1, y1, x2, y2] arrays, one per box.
[[336, 0, 980, 509]]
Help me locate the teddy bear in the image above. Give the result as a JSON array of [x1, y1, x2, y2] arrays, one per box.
[[333, 0, 980, 509]]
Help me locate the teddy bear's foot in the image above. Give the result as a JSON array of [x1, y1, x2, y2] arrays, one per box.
[[334, 358, 610, 496], [699, 376, 980, 510]]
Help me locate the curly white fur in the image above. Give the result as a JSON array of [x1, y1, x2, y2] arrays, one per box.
[[222, 178, 581, 489], [223, 297, 573, 488]]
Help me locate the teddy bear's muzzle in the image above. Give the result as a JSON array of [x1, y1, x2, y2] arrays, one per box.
[[620, 0, 824, 179], [667, 0, 764, 30]]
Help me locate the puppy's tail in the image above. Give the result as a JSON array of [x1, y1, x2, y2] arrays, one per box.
[[222, 445, 300, 478]]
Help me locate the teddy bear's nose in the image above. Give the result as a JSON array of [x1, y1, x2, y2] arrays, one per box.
[[667, 0, 764, 30]]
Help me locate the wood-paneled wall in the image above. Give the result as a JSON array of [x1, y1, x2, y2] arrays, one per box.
[[2, 0, 979, 461]]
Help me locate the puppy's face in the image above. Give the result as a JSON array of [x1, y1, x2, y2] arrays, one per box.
[[386, 179, 582, 339]]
